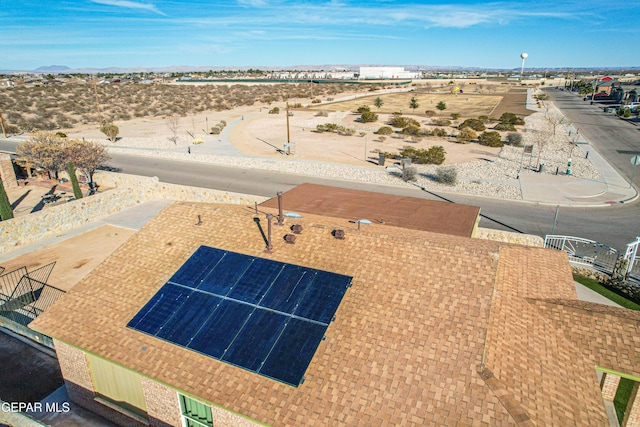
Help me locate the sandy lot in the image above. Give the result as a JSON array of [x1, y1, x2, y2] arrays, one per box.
[[58, 85, 529, 167]]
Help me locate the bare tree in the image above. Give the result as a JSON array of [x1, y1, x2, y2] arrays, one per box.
[[546, 114, 568, 136], [166, 116, 180, 144], [66, 139, 111, 182]]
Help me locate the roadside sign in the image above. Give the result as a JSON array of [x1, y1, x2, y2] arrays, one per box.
[[524, 145, 534, 154], [631, 155, 640, 166]]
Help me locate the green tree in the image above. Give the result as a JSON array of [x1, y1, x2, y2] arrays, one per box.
[[357, 105, 371, 113], [374, 97, 384, 110], [66, 162, 83, 199], [409, 97, 419, 113], [0, 176, 14, 220], [100, 122, 119, 142], [436, 101, 446, 111]]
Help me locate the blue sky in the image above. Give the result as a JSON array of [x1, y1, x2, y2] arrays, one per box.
[[1, 0, 639, 70]]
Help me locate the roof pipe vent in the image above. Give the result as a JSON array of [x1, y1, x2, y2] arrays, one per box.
[[265, 213, 274, 253], [284, 234, 296, 244], [332, 229, 345, 240], [276, 191, 284, 226], [291, 224, 303, 234]]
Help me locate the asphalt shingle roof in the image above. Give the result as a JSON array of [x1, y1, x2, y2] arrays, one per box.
[[30, 201, 638, 426]]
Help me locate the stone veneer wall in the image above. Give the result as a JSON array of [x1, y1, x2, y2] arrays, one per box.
[[0, 171, 267, 254], [0, 153, 17, 188], [475, 227, 544, 247]]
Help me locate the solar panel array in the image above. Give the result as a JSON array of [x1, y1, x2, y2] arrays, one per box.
[[127, 246, 352, 387]]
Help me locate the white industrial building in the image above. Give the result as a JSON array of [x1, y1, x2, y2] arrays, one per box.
[[358, 66, 420, 80]]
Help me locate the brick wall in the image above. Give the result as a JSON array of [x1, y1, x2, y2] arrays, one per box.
[[140, 377, 182, 427], [210, 404, 262, 427], [601, 373, 620, 401], [624, 382, 640, 427], [54, 339, 147, 427]]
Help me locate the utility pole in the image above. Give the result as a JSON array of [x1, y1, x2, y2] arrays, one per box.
[[286, 102, 291, 152], [93, 74, 103, 124]]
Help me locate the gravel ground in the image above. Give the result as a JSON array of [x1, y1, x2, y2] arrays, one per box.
[[108, 94, 601, 201]]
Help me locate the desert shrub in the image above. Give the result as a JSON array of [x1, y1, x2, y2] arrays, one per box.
[[478, 115, 490, 123], [399, 145, 446, 165], [494, 122, 516, 131], [55, 131, 67, 138], [534, 93, 549, 101], [192, 137, 204, 144], [499, 112, 525, 125], [378, 136, 386, 142], [459, 118, 486, 131], [376, 126, 393, 135], [269, 107, 280, 114], [432, 128, 448, 137], [402, 125, 421, 135], [424, 110, 436, 117], [457, 127, 477, 142], [99, 123, 119, 142], [316, 123, 355, 136], [506, 132, 523, 147], [402, 166, 417, 182], [451, 113, 460, 120], [431, 118, 451, 126], [210, 126, 221, 135], [437, 166, 457, 185], [436, 101, 446, 111], [315, 111, 329, 117], [311, 99, 321, 103], [478, 131, 503, 147], [389, 115, 420, 128], [290, 103, 302, 108], [357, 105, 371, 113], [361, 111, 378, 123]]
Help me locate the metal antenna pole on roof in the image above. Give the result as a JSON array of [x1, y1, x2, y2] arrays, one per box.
[[277, 191, 284, 226]]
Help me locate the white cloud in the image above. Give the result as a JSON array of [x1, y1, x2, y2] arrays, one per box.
[[237, 0, 270, 7], [91, 0, 166, 16]]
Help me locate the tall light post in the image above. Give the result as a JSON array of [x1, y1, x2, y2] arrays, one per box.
[[520, 53, 528, 79]]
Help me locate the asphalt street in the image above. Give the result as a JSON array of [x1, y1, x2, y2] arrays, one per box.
[[1, 91, 640, 251]]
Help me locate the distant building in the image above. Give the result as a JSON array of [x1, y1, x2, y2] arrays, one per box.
[[357, 66, 420, 79]]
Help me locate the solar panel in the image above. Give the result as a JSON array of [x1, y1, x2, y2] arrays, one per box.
[[127, 246, 351, 387]]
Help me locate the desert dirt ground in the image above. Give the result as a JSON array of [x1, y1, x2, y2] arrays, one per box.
[[60, 83, 530, 168]]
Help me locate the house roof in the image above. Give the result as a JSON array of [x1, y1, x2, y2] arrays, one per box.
[[30, 201, 637, 426], [260, 183, 481, 238]]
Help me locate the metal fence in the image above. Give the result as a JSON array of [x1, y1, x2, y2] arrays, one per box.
[[544, 235, 619, 275], [0, 262, 64, 329], [625, 237, 640, 283]]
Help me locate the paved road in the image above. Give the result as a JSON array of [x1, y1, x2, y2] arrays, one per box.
[[546, 88, 640, 186], [3, 91, 640, 251]]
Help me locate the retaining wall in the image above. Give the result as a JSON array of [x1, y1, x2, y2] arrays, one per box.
[[0, 172, 267, 255], [475, 228, 544, 247]]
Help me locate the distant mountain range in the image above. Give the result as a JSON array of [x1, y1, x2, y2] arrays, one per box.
[[2, 64, 639, 75]]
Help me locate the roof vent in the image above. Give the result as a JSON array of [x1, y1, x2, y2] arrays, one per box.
[[284, 234, 296, 244], [332, 229, 345, 240], [291, 224, 303, 234]]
